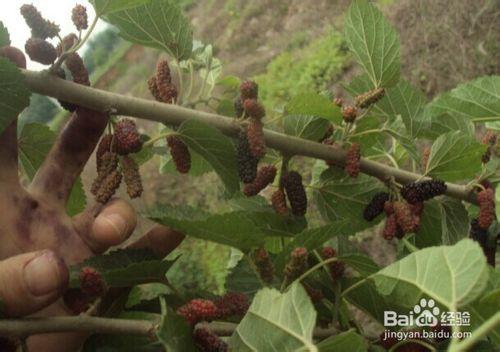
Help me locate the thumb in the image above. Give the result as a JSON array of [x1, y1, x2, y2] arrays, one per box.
[[0, 251, 69, 317]]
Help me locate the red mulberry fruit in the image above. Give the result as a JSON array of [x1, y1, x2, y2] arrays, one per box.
[[247, 119, 266, 158], [342, 105, 358, 123], [271, 189, 288, 215], [284, 247, 308, 282], [91, 151, 118, 195], [240, 80, 258, 100], [477, 188, 495, 230], [384, 201, 394, 215], [282, 171, 307, 216], [54, 68, 78, 112], [156, 59, 177, 103], [114, 119, 143, 155], [345, 143, 361, 177], [321, 246, 345, 280], [167, 135, 191, 174], [237, 130, 258, 183], [363, 192, 390, 221], [79, 267, 106, 297], [333, 97, 343, 107], [253, 248, 274, 284], [243, 99, 265, 120], [214, 292, 249, 318], [71, 4, 88, 30], [147, 76, 162, 102], [25, 38, 57, 65], [122, 156, 143, 199], [394, 201, 418, 234], [243, 165, 276, 197], [0, 46, 27, 69], [193, 328, 228, 352], [400, 179, 447, 204], [65, 52, 90, 86], [20, 4, 60, 40], [234, 97, 244, 118], [177, 299, 218, 326], [95, 169, 122, 204], [305, 285, 324, 302], [56, 33, 78, 56], [382, 214, 398, 240], [355, 88, 385, 108]]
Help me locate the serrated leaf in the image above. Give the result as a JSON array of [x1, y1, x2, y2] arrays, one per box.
[[385, 119, 419, 161], [425, 112, 475, 140], [0, 21, 10, 46], [226, 257, 262, 297], [344, 0, 400, 88], [285, 92, 341, 124], [416, 199, 469, 247], [350, 116, 385, 151], [0, 58, 31, 135], [317, 329, 368, 352], [91, 0, 151, 15], [284, 115, 330, 141], [143, 204, 306, 251], [338, 254, 380, 277], [177, 119, 239, 194], [427, 76, 500, 123], [373, 239, 489, 309], [105, 0, 193, 60], [126, 283, 169, 308], [229, 283, 317, 351], [426, 131, 486, 181], [157, 299, 196, 352], [69, 248, 177, 288], [313, 167, 385, 233]]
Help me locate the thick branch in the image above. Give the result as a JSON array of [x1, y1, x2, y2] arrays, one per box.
[[22, 70, 478, 204]]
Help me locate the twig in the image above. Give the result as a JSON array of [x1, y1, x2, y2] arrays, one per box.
[[21, 70, 478, 205]]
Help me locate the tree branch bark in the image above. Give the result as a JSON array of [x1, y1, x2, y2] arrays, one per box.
[[22, 69, 478, 205]]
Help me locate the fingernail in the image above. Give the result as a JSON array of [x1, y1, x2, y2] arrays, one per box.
[[24, 251, 68, 296], [95, 213, 128, 240]]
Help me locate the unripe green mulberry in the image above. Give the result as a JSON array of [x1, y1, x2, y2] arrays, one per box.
[[240, 80, 258, 100], [167, 135, 191, 173], [122, 156, 143, 199], [71, 4, 88, 30], [95, 170, 122, 204], [237, 130, 258, 183], [114, 119, 143, 155], [284, 247, 308, 282], [243, 99, 265, 120], [282, 171, 307, 216], [25, 38, 57, 65], [345, 143, 361, 177], [355, 87, 385, 108], [246, 119, 266, 158], [271, 189, 288, 215], [243, 165, 276, 197], [20, 4, 60, 39]]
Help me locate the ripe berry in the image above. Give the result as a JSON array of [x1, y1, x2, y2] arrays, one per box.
[[25, 38, 57, 65], [284, 247, 308, 282], [342, 105, 357, 123], [304, 285, 324, 302], [321, 246, 345, 280], [384, 201, 394, 215], [177, 299, 218, 326], [363, 192, 390, 221], [477, 188, 495, 230], [246, 119, 266, 158], [243, 99, 265, 120], [243, 165, 276, 197], [71, 4, 88, 31], [234, 97, 244, 118], [79, 267, 106, 297], [65, 52, 90, 86], [214, 292, 249, 318], [271, 189, 288, 215], [240, 80, 258, 100], [253, 248, 274, 284], [193, 328, 228, 352], [394, 201, 418, 234], [345, 143, 361, 177], [167, 135, 191, 173], [95, 169, 122, 204], [355, 87, 385, 108], [382, 213, 398, 240], [237, 130, 258, 183], [400, 180, 447, 204], [282, 171, 307, 216], [114, 119, 143, 155], [0, 46, 27, 68], [20, 4, 60, 40], [122, 156, 143, 199]]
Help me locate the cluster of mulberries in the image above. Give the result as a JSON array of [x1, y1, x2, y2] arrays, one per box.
[[481, 130, 498, 163], [54, 68, 78, 112], [381, 200, 423, 240], [345, 143, 361, 177], [400, 179, 447, 204], [477, 188, 495, 230], [71, 4, 88, 31], [25, 38, 57, 65], [246, 119, 266, 158], [114, 119, 143, 155], [355, 88, 385, 109], [79, 267, 106, 297], [321, 247, 345, 280], [363, 192, 390, 221], [177, 299, 218, 326], [282, 171, 308, 216], [149, 59, 178, 103], [65, 52, 90, 86], [243, 165, 276, 197], [283, 247, 308, 282], [167, 135, 191, 174], [214, 292, 249, 318], [271, 189, 288, 215], [236, 131, 258, 183], [193, 328, 228, 352], [342, 105, 358, 123], [121, 156, 143, 199], [20, 4, 60, 40], [253, 248, 275, 284]]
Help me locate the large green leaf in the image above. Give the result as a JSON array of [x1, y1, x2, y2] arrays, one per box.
[[427, 76, 500, 123], [344, 0, 400, 88], [0, 58, 31, 135], [0, 21, 10, 46], [313, 167, 386, 233], [339, 254, 380, 277], [229, 283, 317, 351], [143, 204, 306, 251], [425, 112, 475, 140], [285, 93, 342, 124], [105, 0, 193, 60], [317, 329, 367, 352], [177, 119, 239, 194], [426, 131, 486, 181], [284, 115, 330, 142], [226, 257, 262, 297], [91, 0, 151, 15]]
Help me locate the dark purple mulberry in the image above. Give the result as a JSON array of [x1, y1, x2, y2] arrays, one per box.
[[477, 188, 495, 230], [243, 165, 276, 197], [95, 169, 122, 204], [234, 97, 244, 118], [363, 192, 390, 221], [193, 328, 228, 352], [237, 130, 258, 183], [282, 171, 307, 216], [400, 179, 447, 204]]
